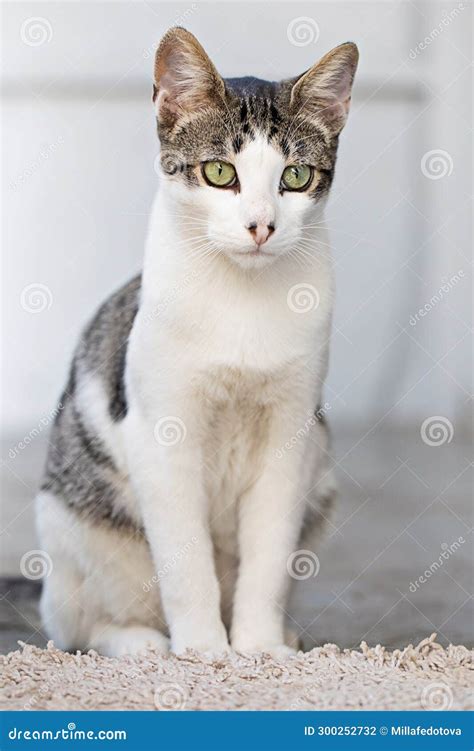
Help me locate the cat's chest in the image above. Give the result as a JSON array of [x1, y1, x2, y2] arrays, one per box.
[[202, 379, 274, 554], [162, 291, 324, 376]]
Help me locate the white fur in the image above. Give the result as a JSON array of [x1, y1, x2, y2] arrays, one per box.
[[125, 135, 333, 654], [37, 491, 167, 655], [38, 135, 335, 657], [75, 376, 127, 471]]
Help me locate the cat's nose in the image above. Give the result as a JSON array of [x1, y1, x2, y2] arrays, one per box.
[[246, 222, 275, 246]]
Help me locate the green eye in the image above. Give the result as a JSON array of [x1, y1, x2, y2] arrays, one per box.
[[202, 161, 237, 187], [281, 165, 312, 191]]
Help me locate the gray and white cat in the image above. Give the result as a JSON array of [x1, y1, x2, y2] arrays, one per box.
[[36, 28, 358, 657]]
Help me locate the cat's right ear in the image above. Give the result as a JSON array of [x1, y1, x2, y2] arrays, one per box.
[[153, 27, 225, 128]]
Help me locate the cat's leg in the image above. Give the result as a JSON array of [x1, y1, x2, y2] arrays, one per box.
[[231, 405, 318, 657], [36, 491, 170, 656], [124, 402, 229, 655], [36, 491, 90, 651], [39, 547, 87, 652]]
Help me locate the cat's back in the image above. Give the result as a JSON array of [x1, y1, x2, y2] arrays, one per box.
[[40, 275, 143, 529], [75, 274, 142, 421]]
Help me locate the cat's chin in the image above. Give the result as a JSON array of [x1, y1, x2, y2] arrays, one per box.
[[227, 248, 277, 270]]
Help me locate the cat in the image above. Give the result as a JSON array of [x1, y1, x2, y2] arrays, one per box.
[[36, 27, 358, 657]]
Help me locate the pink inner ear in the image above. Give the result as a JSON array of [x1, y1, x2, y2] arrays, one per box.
[[315, 96, 348, 126], [154, 29, 226, 124], [311, 60, 355, 111], [331, 66, 354, 104], [292, 43, 358, 129], [160, 68, 184, 103], [156, 86, 181, 116], [154, 40, 194, 115]]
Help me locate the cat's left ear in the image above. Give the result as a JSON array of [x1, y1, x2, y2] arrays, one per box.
[[153, 27, 225, 128], [290, 42, 359, 133]]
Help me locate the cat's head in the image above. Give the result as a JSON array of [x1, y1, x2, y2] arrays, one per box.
[[153, 27, 358, 269]]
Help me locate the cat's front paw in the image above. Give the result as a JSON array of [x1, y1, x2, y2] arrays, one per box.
[[265, 643, 298, 660], [172, 640, 231, 658], [171, 626, 230, 657], [94, 626, 170, 657], [232, 639, 297, 660]]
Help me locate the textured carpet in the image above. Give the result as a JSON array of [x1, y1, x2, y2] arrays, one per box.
[[1, 634, 472, 711]]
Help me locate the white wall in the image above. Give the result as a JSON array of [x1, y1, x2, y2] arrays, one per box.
[[1, 2, 472, 432]]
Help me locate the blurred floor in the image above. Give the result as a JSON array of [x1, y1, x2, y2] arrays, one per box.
[[0, 425, 472, 654], [291, 425, 472, 651]]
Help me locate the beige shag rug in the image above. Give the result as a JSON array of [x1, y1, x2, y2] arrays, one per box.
[[1, 634, 472, 711]]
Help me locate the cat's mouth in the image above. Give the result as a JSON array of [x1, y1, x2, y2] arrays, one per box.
[[230, 246, 277, 267], [235, 248, 271, 258]]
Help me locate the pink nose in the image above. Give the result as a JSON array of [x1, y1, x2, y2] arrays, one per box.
[[247, 222, 275, 246]]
